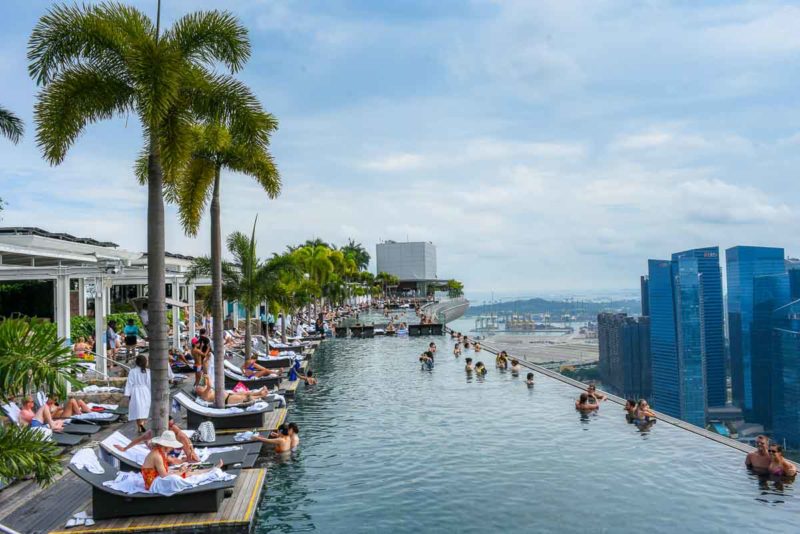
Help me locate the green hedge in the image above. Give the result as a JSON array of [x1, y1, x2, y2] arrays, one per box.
[[70, 313, 144, 339]]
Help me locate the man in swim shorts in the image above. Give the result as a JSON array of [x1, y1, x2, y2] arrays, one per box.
[[745, 435, 771, 472]]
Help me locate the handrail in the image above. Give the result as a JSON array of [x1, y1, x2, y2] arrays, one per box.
[[446, 326, 761, 456], [0, 523, 23, 534]]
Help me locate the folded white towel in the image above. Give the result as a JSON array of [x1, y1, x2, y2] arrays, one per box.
[[70, 411, 115, 421], [71, 448, 104, 474]]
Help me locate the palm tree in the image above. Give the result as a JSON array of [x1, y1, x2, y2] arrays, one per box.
[[168, 122, 279, 406], [0, 317, 87, 486], [0, 105, 23, 144], [341, 238, 370, 271], [29, 3, 256, 433]]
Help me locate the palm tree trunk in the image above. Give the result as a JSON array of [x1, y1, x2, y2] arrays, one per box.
[[146, 131, 169, 434], [210, 166, 225, 408], [281, 309, 287, 343], [244, 309, 252, 360]]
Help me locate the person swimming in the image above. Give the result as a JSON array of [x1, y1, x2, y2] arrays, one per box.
[[474, 361, 487, 376], [474, 342, 482, 352], [575, 393, 598, 411], [419, 350, 434, 370], [526, 372, 534, 387], [586, 384, 606, 405], [453, 342, 462, 357], [632, 399, 656, 424], [768, 445, 797, 477], [465, 357, 474, 372], [510, 359, 521, 376], [496, 351, 508, 369]]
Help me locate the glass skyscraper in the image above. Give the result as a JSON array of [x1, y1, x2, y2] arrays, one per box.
[[725, 246, 786, 417], [771, 300, 800, 449], [648, 259, 681, 419], [672, 247, 726, 409], [751, 272, 790, 428]]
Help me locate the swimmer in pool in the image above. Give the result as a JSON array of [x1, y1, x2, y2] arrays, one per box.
[[465, 357, 474, 372], [586, 384, 606, 404], [633, 399, 656, 423], [496, 351, 508, 369], [474, 361, 487, 376], [474, 342, 481, 352], [768, 445, 797, 477], [526, 372, 534, 387], [429, 342, 437, 354], [510, 359, 521, 376], [419, 350, 434, 369], [453, 342, 462, 357], [255, 425, 292, 453], [575, 393, 598, 411]]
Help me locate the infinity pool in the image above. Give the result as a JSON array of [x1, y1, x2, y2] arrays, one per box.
[[255, 328, 798, 533]]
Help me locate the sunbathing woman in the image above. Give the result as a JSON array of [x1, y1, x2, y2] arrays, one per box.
[[116, 416, 199, 463], [141, 431, 222, 490], [195, 374, 275, 405], [19, 396, 65, 432], [46, 395, 92, 418], [241, 357, 280, 379]]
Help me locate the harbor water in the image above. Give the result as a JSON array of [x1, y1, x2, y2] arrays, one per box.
[[255, 327, 797, 533]]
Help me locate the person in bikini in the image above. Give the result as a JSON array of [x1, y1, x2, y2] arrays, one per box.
[[768, 445, 797, 477], [241, 356, 281, 379], [116, 416, 201, 463], [140, 430, 222, 490], [195, 373, 276, 405]]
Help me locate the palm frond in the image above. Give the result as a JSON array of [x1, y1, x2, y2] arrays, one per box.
[[34, 66, 133, 164], [27, 2, 147, 86], [0, 106, 24, 144], [177, 157, 216, 236], [0, 317, 84, 397], [0, 425, 62, 486], [166, 10, 250, 73], [225, 143, 281, 199]]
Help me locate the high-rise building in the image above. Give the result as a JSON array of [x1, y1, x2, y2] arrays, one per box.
[[672, 247, 726, 408], [770, 299, 800, 448], [725, 246, 786, 417], [598, 312, 651, 400], [785, 258, 800, 301], [751, 273, 790, 428], [640, 275, 650, 316], [648, 259, 682, 421], [375, 241, 437, 294]]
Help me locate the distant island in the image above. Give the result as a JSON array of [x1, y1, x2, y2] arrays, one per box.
[[466, 297, 641, 320]]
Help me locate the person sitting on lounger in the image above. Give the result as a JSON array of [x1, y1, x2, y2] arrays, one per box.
[[254, 425, 292, 453], [141, 430, 222, 490], [46, 395, 92, 418], [195, 373, 276, 405], [115, 416, 200, 463], [19, 396, 65, 432], [241, 357, 280, 379]]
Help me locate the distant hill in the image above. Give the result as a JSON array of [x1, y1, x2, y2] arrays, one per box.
[[466, 297, 641, 319]]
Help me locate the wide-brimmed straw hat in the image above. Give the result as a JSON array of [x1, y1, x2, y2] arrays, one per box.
[[151, 430, 183, 449]]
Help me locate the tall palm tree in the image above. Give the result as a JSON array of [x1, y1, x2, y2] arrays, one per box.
[[172, 123, 280, 405], [0, 105, 24, 144], [29, 3, 257, 433]]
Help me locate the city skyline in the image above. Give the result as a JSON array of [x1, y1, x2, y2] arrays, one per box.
[[3, 1, 800, 293]]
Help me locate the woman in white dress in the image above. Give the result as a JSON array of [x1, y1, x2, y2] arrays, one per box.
[[125, 355, 151, 433]]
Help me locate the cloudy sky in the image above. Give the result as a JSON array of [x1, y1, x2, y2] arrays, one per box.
[[1, 0, 799, 299]]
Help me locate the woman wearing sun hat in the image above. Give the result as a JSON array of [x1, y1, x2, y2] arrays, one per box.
[[140, 430, 222, 490]]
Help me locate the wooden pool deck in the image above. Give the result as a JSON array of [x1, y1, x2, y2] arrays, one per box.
[[48, 468, 266, 534]]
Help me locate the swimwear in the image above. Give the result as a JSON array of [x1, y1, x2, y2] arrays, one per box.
[[142, 449, 185, 490], [30, 419, 46, 428]]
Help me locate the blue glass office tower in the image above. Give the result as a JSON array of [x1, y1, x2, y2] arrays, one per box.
[[725, 246, 786, 417], [751, 273, 790, 428], [648, 260, 681, 419], [672, 247, 726, 409], [771, 300, 800, 449]]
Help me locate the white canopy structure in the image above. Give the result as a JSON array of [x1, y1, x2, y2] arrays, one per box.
[[0, 228, 214, 378]]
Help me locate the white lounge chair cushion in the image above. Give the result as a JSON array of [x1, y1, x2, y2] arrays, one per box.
[[103, 468, 235, 496]]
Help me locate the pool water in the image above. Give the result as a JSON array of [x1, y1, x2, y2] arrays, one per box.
[[255, 328, 798, 533]]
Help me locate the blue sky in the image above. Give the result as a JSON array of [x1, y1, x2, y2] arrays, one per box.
[[2, 0, 800, 296]]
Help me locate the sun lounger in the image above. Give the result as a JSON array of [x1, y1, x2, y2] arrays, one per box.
[[99, 431, 257, 471], [69, 458, 238, 520], [0, 403, 87, 447], [173, 392, 273, 431], [254, 356, 294, 369], [223, 361, 282, 389]]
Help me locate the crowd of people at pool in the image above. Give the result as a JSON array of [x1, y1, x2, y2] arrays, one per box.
[[425, 329, 798, 483]]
